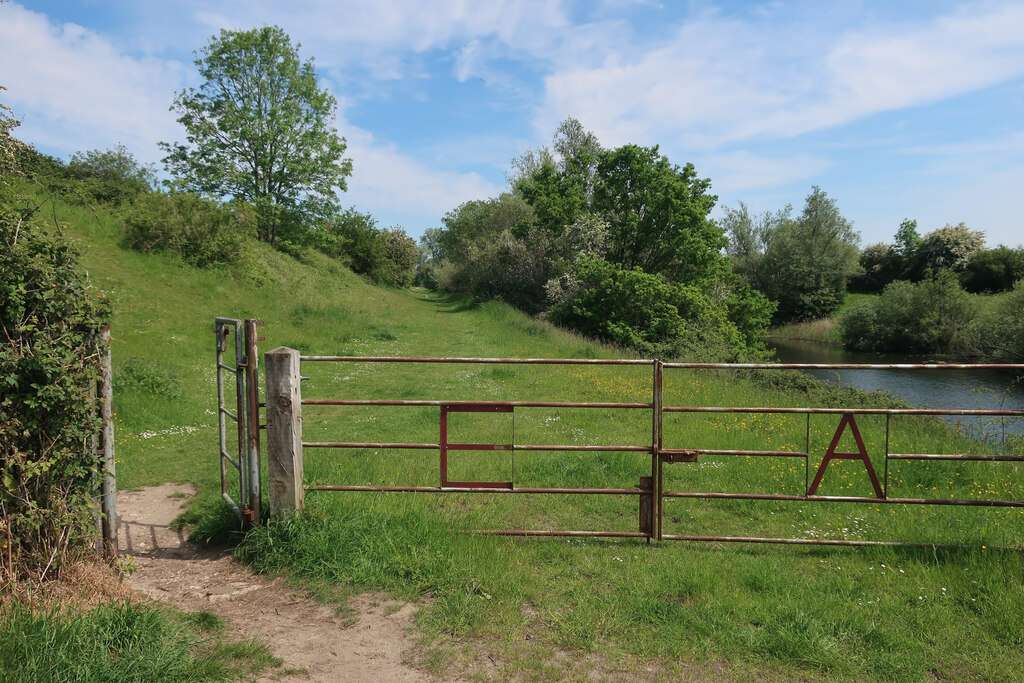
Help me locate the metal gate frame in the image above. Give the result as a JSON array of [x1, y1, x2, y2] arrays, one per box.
[[267, 352, 1024, 547], [214, 317, 263, 525]]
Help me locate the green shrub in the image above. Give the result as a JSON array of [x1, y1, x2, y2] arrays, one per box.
[[549, 257, 765, 360], [65, 144, 155, 206], [960, 246, 1024, 294], [310, 209, 416, 287], [960, 280, 1024, 361], [123, 191, 256, 268], [839, 271, 974, 353], [0, 204, 110, 582], [379, 228, 418, 287]]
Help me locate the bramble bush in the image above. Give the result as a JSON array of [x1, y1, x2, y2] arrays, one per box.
[[0, 201, 111, 583]]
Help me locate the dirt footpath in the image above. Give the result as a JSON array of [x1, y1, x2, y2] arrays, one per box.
[[118, 484, 431, 682]]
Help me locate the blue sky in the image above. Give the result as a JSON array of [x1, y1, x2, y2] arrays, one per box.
[[2, 0, 1023, 247]]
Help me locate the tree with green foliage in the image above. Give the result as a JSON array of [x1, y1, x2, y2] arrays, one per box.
[[430, 119, 774, 359], [0, 84, 25, 178], [960, 246, 1024, 293], [549, 257, 769, 361], [721, 201, 790, 290], [962, 279, 1024, 361], [511, 118, 603, 241], [914, 222, 985, 273], [893, 218, 921, 258], [840, 270, 975, 353], [593, 144, 722, 284], [161, 26, 351, 246], [753, 186, 861, 322], [379, 228, 419, 288], [850, 242, 898, 293]]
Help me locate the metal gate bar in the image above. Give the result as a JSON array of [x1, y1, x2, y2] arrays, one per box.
[[298, 354, 659, 538], [277, 351, 1024, 546], [215, 318, 247, 519], [658, 362, 1024, 545]]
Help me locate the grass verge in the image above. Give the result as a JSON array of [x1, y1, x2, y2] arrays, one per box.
[[0, 599, 280, 682]]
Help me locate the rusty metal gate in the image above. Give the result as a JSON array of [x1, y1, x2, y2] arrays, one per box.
[[214, 318, 263, 525], [262, 350, 1024, 547]]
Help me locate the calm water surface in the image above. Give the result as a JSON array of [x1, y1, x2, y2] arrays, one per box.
[[767, 339, 1024, 437]]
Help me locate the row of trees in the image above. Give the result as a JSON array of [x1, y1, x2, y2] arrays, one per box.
[[854, 220, 1022, 294], [423, 119, 775, 360], [721, 191, 1022, 333], [841, 271, 1024, 360]]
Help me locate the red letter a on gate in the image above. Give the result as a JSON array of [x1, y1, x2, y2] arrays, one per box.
[[807, 413, 884, 498]]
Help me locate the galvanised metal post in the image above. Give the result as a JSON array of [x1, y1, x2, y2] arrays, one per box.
[[244, 319, 264, 525]]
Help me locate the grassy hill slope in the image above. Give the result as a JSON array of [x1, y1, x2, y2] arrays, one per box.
[[49, 192, 1024, 681]]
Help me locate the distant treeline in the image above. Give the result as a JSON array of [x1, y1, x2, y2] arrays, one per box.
[[720, 194, 1023, 360]]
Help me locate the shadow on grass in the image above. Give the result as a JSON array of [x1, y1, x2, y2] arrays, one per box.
[[425, 292, 478, 314]]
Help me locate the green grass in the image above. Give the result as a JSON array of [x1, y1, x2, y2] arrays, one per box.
[[769, 294, 877, 344], [0, 600, 281, 682], [39, 189, 1024, 680]]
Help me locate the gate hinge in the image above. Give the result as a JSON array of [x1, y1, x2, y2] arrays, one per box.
[[241, 507, 258, 525]]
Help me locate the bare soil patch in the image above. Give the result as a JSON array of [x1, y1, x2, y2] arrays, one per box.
[[118, 484, 430, 682]]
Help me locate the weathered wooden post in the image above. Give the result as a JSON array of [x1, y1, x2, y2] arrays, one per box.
[[265, 347, 304, 516], [99, 323, 117, 559]]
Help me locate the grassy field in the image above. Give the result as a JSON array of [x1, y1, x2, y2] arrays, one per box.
[[44, 193, 1024, 680]]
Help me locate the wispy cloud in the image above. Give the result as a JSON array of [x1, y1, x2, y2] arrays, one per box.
[[340, 121, 503, 223], [697, 151, 831, 194], [0, 2, 501, 227], [535, 2, 1024, 149]]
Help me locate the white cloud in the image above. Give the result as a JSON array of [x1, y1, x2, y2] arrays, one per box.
[[0, 4, 184, 161], [341, 123, 502, 222], [0, 2, 499, 233], [171, 0, 570, 71], [697, 151, 830, 194], [535, 2, 1024, 149]]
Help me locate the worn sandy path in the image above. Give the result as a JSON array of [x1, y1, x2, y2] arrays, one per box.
[[117, 484, 431, 682]]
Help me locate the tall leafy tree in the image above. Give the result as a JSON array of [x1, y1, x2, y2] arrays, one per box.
[[161, 26, 352, 245], [754, 186, 861, 322], [593, 144, 721, 283]]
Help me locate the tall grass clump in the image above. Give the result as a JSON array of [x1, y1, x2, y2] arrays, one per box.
[[0, 600, 278, 682]]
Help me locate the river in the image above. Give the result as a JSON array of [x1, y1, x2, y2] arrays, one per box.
[[767, 338, 1024, 437]]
